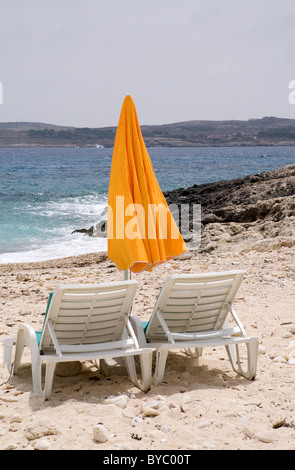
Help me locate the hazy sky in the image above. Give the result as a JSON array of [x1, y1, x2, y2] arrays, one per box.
[[1, 0, 295, 127]]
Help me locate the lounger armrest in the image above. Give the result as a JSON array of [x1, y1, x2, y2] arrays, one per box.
[[17, 323, 40, 344], [170, 326, 241, 342], [129, 316, 149, 348]]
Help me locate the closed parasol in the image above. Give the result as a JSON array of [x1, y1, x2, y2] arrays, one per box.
[[107, 95, 187, 275]]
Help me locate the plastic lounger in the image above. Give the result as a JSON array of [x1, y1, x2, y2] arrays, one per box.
[[130, 271, 259, 385], [3, 281, 152, 401]]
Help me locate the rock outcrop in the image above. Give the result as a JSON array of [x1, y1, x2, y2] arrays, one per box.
[[164, 164, 295, 253], [72, 165, 295, 254]]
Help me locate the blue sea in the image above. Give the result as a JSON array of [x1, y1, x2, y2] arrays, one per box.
[[0, 146, 294, 264]]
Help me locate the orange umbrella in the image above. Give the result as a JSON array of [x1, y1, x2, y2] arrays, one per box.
[[107, 95, 187, 274]]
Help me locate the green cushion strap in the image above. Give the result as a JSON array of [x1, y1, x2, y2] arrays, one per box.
[[142, 321, 149, 333], [35, 291, 54, 345]]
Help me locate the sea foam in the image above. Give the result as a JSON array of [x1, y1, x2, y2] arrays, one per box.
[[0, 233, 107, 264]]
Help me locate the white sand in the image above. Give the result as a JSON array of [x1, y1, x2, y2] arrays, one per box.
[[0, 245, 295, 450]]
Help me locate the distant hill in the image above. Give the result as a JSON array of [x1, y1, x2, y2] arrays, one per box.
[[1, 116, 295, 147]]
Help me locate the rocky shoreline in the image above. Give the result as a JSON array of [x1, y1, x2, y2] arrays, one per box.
[[73, 164, 295, 256], [168, 163, 295, 254]]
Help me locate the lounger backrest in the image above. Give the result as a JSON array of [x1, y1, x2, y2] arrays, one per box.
[[39, 281, 137, 352], [145, 271, 244, 341]]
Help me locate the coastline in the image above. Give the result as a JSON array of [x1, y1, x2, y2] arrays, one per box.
[[3, 163, 294, 266], [1, 148, 295, 265], [2, 116, 295, 147], [0, 165, 295, 450]]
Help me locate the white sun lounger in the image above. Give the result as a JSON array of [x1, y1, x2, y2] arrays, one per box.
[[130, 271, 259, 385], [3, 281, 152, 401]]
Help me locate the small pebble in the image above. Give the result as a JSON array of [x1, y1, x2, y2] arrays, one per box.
[[197, 421, 211, 429], [24, 418, 58, 441], [272, 356, 287, 364], [144, 399, 160, 409], [93, 424, 109, 443], [243, 426, 256, 439], [160, 424, 171, 433], [142, 407, 159, 417], [180, 394, 193, 405], [253, 432, 274, 443], [104, 394, 128, 409], [34, 438, 52, 450], [258, 345, 266, 354], [10, 414, 22, 423]]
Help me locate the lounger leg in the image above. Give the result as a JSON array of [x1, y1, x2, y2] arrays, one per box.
[[124, 352, 152, 392], [44, 363, 56, 400], [3, 337, 16, 373], [185, 347, 203, 358], [30, 359, 56, 401], [13, 331, 26, 374], [31, 356, 44, 397], [153, 349, 169, 386], [225, 340, 258, 380], [139, 352, 152, 391], [124, 356, 136, 384]]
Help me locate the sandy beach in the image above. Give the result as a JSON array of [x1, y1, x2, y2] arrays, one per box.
[[0, 238, 294, 450]]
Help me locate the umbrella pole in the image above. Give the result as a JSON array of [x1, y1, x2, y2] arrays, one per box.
[[123, 269, 130, 280]]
